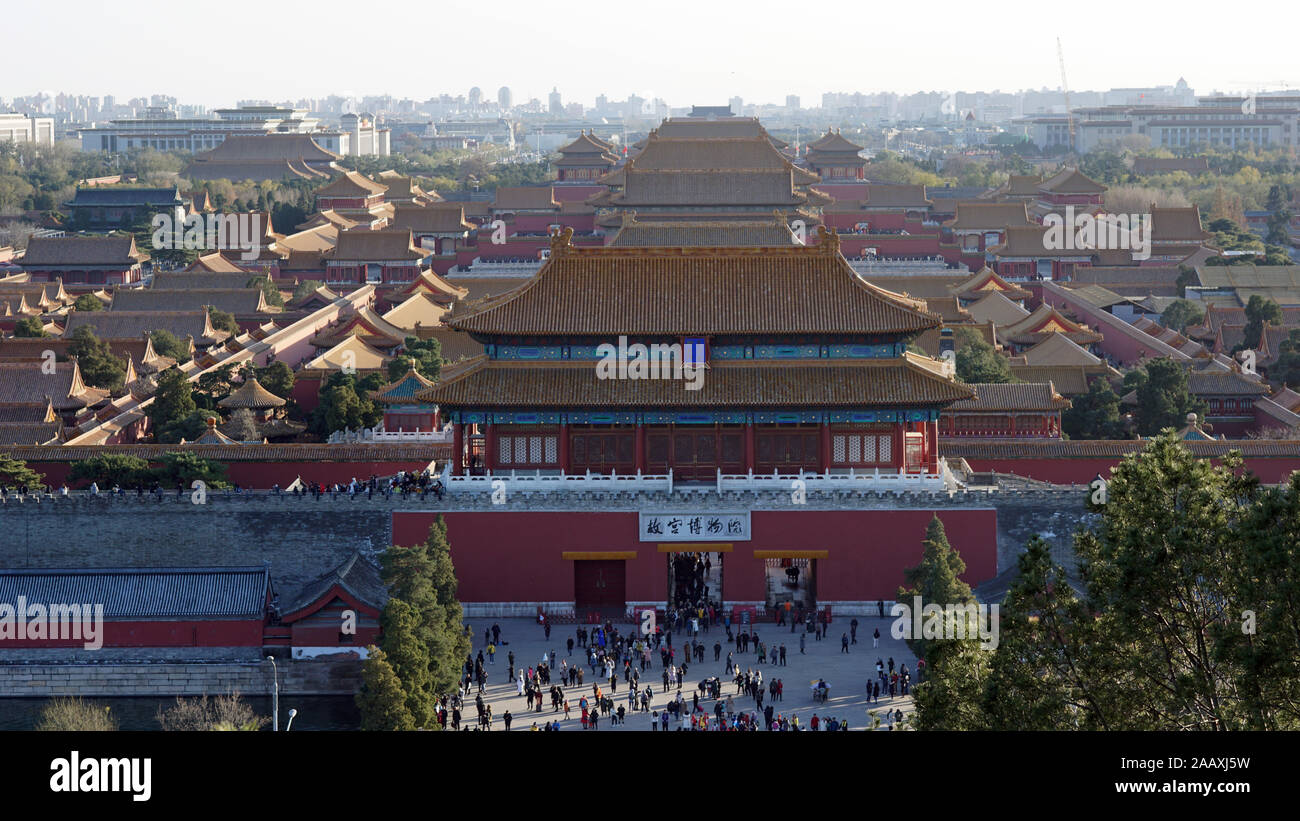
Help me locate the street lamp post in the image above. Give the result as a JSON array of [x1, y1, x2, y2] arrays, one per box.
[[285, 708, 298, 731], [266, 655, 279, 732]]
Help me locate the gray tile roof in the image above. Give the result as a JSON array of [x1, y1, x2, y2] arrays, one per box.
[[0, 567, 269, 619]]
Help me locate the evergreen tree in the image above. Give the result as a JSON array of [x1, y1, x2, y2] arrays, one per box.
[[953, 328, 1012, 384], [898, 516, 973, 661], [1073, 432, 1260, 729], [1160, 298, 1204, 333], [981, 536, 1101, 730], [356, 647, 417, 731], [147, 367, 198, 442], [1062, 377, 1126, 440], [208, 307, 238, 334], [380, 517, 469, 699], [380, 598, 436, 727], [72, 293, 104, 312], [1240, 295, 1282, 352], [254, 360, 295, 399], [13, 316, 47, 337], [67, 326, 126, 393], [387, 337, 442, 382], [910, 633, 990, 731], [0, 453, 44, 487], [1129, 359, 1206, 436], [68, 453, 150, 488], [150, 329, 191, 363]]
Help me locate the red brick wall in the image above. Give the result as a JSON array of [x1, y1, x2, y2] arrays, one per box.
[[393, 508, 997, 604]]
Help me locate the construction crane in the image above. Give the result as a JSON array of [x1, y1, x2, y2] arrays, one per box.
[[1057, 37, 1075, 155]]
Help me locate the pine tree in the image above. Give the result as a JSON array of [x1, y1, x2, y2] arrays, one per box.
[[0, 453, 44, 488], [1075, 432, 1258, 730], [898, 516, 973, 662], [380, 599, 436, 727], [981, 536, 1102, 730], [356, 647, 417, 731]]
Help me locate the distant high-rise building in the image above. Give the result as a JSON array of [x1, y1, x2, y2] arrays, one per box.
[[498, 86, 513, 111], [729, 96, 744, 115], [786, 94, 800, 112], [548, 87, 563, 115], [469, 87, 482, 107]]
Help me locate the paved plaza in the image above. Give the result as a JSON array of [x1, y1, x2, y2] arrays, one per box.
[[455, 615, 917, 731]]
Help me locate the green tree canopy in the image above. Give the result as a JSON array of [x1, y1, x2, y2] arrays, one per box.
[[68, 453, 151, 488], [1240, 294, 1282, 352], [1126, 358, 1206, 436], [208, 307, 238, 334], [0, 453, 44, 487], [150, 329, 191, 364], [1062, 377, 1126, 440], [356, 647, 417, 731], [387, 336, 442, 382], [953, 328, 1012, 384], [1160, 298, 1204, 333], [309, 372, 382, 436], [246, 275, 284, 309], [152, 451, 230, 488], [72, 293, 104, 312], [147, 367, 198, 442], [13, 316, 47, 338], [898, 516, 973, 662], [67, 326, 126, 393]]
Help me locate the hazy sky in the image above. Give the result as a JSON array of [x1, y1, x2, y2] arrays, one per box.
[[8, 0, 1298, 107]]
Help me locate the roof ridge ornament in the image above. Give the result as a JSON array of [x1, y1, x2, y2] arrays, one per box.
[[549, 225, 574, 256], [817, 225, 840, 256]]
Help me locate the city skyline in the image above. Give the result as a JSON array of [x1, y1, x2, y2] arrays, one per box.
[[7, 0, 1298, 108]]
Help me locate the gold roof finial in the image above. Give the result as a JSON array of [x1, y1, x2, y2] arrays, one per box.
[[816, 224, 840, 255]]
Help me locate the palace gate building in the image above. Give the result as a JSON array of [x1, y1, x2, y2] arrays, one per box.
[[393, 228, 1000, 619]]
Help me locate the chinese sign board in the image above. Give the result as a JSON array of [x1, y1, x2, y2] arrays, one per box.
[[639, 512, 750, 542]]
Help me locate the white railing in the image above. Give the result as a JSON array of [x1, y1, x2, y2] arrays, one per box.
[[445, 468, 675, 494], [327, 426, 453, 443], [716, 467, 948, 493], [442, 463, 956, 494]]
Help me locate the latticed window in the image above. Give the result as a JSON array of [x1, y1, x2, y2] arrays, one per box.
[[831, 432, 890, 466], [497, 434, 559, 466]]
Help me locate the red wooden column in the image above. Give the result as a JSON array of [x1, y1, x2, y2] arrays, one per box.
[[744, 422, 756, 473], [559, 423, 570, 473], [819, 423, 831, 472], [634, 424, 646, 473], [928, 420, 940, 472], [451, 423, 464, 476], [484, 424, 496, 473], [892, 422, 904, 471]]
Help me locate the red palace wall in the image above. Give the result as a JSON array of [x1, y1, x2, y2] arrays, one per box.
[[837, 235, 942, 258], [291, 377, 322, 413], [0, 619, 265, 648], [392, 508, 997, 605]]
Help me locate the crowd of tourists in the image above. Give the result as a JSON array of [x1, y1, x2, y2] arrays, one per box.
[[439, 611, 913, 731]]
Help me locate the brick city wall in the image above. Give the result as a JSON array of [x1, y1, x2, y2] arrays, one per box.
[[0, 657, 362, 698], [0, 487, 1097, 596]]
